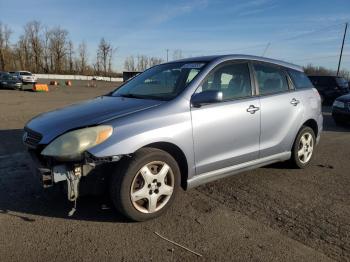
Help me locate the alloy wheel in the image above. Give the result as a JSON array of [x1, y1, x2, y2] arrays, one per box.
[[130, 161, 175, 214], [297, 132, 314, 164]]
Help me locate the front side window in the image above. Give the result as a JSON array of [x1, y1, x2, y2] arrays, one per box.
[[112, 62, 206, 101], [195, 62, 252, 100], [253, 63, 289, 95], [288, 69, 314, 89]]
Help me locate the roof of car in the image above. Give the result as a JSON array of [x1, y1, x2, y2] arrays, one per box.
[[172, 54, 303, 72]]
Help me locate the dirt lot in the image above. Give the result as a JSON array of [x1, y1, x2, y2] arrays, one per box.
[[0, 81, 349, 262]]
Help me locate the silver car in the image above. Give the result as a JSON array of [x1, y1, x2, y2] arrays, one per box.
[[23, 55, 323, 221], [13, 71, 37, 84]]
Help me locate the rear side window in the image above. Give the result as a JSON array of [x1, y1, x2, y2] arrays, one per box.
[[253, 63, 289, 95], [288, 70, 313, 89]]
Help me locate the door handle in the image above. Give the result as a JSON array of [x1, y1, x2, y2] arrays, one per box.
[[246, 105, 260, 114], [290, 98, 300, 106]]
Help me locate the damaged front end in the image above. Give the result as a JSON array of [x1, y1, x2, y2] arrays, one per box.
[[23, 126, 121, 216]]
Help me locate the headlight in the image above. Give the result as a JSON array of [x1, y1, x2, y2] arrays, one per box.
[[41, 125, 113, 160], [333, 100, 345, 108]]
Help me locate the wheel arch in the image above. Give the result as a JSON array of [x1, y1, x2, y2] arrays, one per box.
[[140, 142, 189, 190], [302, 119, 319, 138]]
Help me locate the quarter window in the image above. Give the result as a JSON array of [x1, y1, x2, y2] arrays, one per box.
[[196, 63, 252, 100], [253, 64, 289, 95], [288, 69, 313, 89]]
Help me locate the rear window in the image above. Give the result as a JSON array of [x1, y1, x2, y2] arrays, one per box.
[[335, 77, 348, 87], [288, 70, 313, 89]]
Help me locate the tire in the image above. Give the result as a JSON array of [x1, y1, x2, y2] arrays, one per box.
[[290, 126, 316, 169], [110, 148, 181, 221]]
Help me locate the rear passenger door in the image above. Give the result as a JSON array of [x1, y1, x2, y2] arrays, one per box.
[[252, 62, 303, 158]]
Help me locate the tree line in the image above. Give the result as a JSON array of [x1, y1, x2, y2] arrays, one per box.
[[303, 64, 350, 80], [0, 21, 165, 76], [123, 49, 184, 72]]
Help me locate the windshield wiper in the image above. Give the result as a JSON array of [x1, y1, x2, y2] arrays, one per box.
[[116, 93, 168, 101], [117, 94, 145, 99]]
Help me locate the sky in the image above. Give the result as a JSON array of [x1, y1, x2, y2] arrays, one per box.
[[1, 0, 350, 72]]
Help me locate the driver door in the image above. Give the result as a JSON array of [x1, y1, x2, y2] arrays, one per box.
[[190, 61, 260, 175]]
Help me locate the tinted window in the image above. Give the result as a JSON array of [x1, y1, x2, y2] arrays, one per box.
[[253, 64, 289, 95], [336, 77, 348, 87], [196, 62, 252, 100], [308, 76, 335, 86], [288, 70, 313, 89]]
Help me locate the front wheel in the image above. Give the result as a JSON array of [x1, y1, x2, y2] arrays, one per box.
[[110, 148, 180, 221], [290, 126, 316, 168]]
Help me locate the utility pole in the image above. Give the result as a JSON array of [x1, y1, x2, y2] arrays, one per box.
[[337, 22, 348, 76], [166, 49, 169, 62]]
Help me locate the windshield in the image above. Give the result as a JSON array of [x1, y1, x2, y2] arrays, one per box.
[[20, 72, 32, 76], [111, 62, 207, 100]]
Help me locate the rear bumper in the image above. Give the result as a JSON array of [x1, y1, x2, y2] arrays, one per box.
[[22, 80, 36, 84]]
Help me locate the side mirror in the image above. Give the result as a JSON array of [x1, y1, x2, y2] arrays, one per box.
[[191, 90, 223, 107]]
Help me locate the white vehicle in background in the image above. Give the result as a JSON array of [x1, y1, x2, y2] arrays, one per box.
[[92, 76, 103, 81], [13, 71, 37, 84]]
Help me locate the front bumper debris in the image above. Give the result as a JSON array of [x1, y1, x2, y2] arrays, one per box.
[[27, 149, 122, 204]]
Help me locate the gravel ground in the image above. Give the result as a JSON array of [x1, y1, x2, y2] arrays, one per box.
[[0, 81, 349, 261]]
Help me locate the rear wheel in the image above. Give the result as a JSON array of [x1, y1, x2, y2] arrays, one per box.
[[290, 126, 315, 168], [110, 148, 180, 221]]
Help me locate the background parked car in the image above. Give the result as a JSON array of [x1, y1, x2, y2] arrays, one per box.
[[92, 76, 103, 81], [308, 75, 349, 104], [13, 71, 37, 84], [332, 94, 350, 125], [0, 73, 23, 90]]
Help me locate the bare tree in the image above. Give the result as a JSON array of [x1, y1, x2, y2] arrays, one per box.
[[172, 49, 183, 60], [124, 55, 163, 72], [149, 56, 163, 67], [49, 27, 68, 73], [96, 38, 115, 76], [124, 56, 136, 71], [136, 55, 149, 71], [78, 41, 88, 74], [108, 46, 116, 76], [0, 22, 12, 71], [42, 27, 51, 73], [67, 40, 74, 73], [24, 21, 43, 72]]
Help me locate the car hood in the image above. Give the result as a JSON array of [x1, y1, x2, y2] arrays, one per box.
[[26, 95, 164, 144], [337, 93, 350, 102]]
